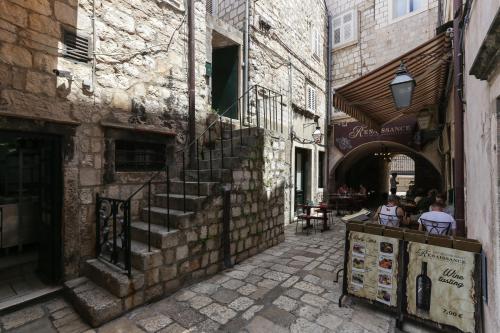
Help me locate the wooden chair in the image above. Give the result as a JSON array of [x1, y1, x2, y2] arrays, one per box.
[[419, 218, 452, 235]]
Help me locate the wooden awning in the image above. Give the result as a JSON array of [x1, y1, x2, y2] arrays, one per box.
[[333, 33, 452, 130]]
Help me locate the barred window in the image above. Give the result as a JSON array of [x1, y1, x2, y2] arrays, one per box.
[[115, 140, 166, 172]]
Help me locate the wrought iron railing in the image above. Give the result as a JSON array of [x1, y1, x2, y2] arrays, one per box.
[[95, 85, 283, 274]]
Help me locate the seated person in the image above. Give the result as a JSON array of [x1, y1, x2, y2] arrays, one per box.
[[431, 192, 454, 217], [416, 189, 438, 212], [337, 184, 349, 195], [372, 195, 407, 227], [419, 201, 457, 236], [358, 184, 367, 195]]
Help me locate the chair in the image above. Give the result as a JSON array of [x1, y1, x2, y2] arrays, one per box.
[[378, 213, 401, 227], [419, 218, 452, 235], [295, 207, 310, 234]]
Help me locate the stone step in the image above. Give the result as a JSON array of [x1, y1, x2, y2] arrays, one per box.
[[169, 180, 219, 196], [84, 259, 144, 298], [153, 193, 207, 211], [183, 168, 232, 182], [141, 206, 194, 229], [126, 240, 164, 271], [131, 221, 182, 249], [64, 277, 124, 328]]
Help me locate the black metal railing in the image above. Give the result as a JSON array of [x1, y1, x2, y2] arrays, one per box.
[[95, 194, 132, 276], [95, 85, 283, 274]]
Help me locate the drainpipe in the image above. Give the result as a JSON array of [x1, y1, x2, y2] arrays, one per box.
[[243, 0, 250, 123], [325, 14, 333, 200], [452, 0, 465, 236], [188, 0, 196, 162]]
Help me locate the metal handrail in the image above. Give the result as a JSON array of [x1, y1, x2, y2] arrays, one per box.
[[96, 84, 284, 273]]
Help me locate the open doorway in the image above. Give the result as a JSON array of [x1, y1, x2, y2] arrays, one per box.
[[0, 132, 63, 307], [295, 148, 311, 211], [212, 45, 239, 119]]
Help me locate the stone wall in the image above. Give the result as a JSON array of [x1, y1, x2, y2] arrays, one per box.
[[133, 129, 285, 302], [463, 1, 500, 332], [0, 0, 209, 279], [327, 0, 440, 88]]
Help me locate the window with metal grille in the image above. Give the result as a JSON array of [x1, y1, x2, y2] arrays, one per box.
[[206, 0, 218, 15], [333, 9, 358, 48], [115, 140, 166, 172], [306, 84, 317, 112], [62, 29, 91, 63]]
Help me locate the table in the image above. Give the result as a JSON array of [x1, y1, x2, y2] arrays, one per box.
[[298, 204, 330, 232]]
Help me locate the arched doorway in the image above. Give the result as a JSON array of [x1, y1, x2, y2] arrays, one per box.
[[331, 141, 441, 206]]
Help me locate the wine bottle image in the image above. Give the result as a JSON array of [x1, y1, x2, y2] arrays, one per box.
[[416, 261, 432, 314]]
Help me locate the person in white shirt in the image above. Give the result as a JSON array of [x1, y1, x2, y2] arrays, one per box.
[[419, 201, 456, 236], [373, 195, 406, 227]]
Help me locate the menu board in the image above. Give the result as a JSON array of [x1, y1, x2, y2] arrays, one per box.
[[347, 231, 400, 307], [406, 242, 476, 333]]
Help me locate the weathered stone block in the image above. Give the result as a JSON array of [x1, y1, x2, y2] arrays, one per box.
[[29, 13, 59, 37], [144, 268, 160, 287], [26, 70, 56, 97], [160, 265, 177, 282], [0, 1, 28, 27], [0, 43, 31, 68], [123, 291, 144, 311], [11, 0, 52, 16], [54, 1, 76, 26], [144, 284, 163, 302]]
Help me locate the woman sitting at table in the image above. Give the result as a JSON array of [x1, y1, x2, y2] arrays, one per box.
[[372, 195, 407, 227]]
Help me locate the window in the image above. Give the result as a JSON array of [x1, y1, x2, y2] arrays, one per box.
[[62, 29, 91, 63], [391, 0, 427, 20], [312, 28, 321, 59], [115, 140, 166, 172], [306, 85, 317, 112], [318, 151, 325, 188], [206, 0, 218, 15], [333, 10, 357, 47]]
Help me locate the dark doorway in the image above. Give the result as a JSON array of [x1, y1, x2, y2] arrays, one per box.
[[0, 132, 63, 305], [212, 45, 239, 119], [295, 148, 311, 211]]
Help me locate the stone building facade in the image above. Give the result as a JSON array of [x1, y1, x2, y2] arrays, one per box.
[[462, 1, 500, 332], [326, 0, 449, 194], [213, 0, 329, 221], [0, 0, 327, 318]]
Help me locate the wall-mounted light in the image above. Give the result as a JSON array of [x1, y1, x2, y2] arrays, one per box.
[[389, 61, 416, 109], [312, 126, 322, 144]]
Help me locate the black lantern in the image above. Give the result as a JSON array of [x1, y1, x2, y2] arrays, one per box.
[[390, 62, 416, 109], [312, 126, 322, 144]]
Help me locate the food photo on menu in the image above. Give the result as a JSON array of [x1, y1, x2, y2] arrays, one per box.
[[353, 242, 365, 255], [378, 256, 393, 271], [380, 242, 393, 255], [378, 273, 392, 288], [377, 287, 391, 305], [352, 257, 365, 270], [351, 272, 364, 286]]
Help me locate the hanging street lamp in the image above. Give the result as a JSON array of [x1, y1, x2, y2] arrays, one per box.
[[312, 126, 323, 144], [390, 61, 416, 109]]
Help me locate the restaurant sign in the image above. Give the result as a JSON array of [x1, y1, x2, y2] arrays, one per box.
[[406, 242, 476, 333], [347, 231, 400, 307], [334, 117, 419, 154]]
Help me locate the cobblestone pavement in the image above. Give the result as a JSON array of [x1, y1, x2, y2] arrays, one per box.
[[0, 221, 398, 333]]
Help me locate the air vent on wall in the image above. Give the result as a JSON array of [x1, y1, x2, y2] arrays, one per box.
[[62, 29, 91, 63]]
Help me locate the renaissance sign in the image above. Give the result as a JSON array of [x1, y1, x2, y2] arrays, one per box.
[[406, 242, 476, 333], [334, 117, 419, 154]]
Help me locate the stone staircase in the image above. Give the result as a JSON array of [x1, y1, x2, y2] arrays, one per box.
[[64, 128, 261, 327]]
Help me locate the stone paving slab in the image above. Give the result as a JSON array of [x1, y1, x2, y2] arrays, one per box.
[[0, 220, 441, 333]]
